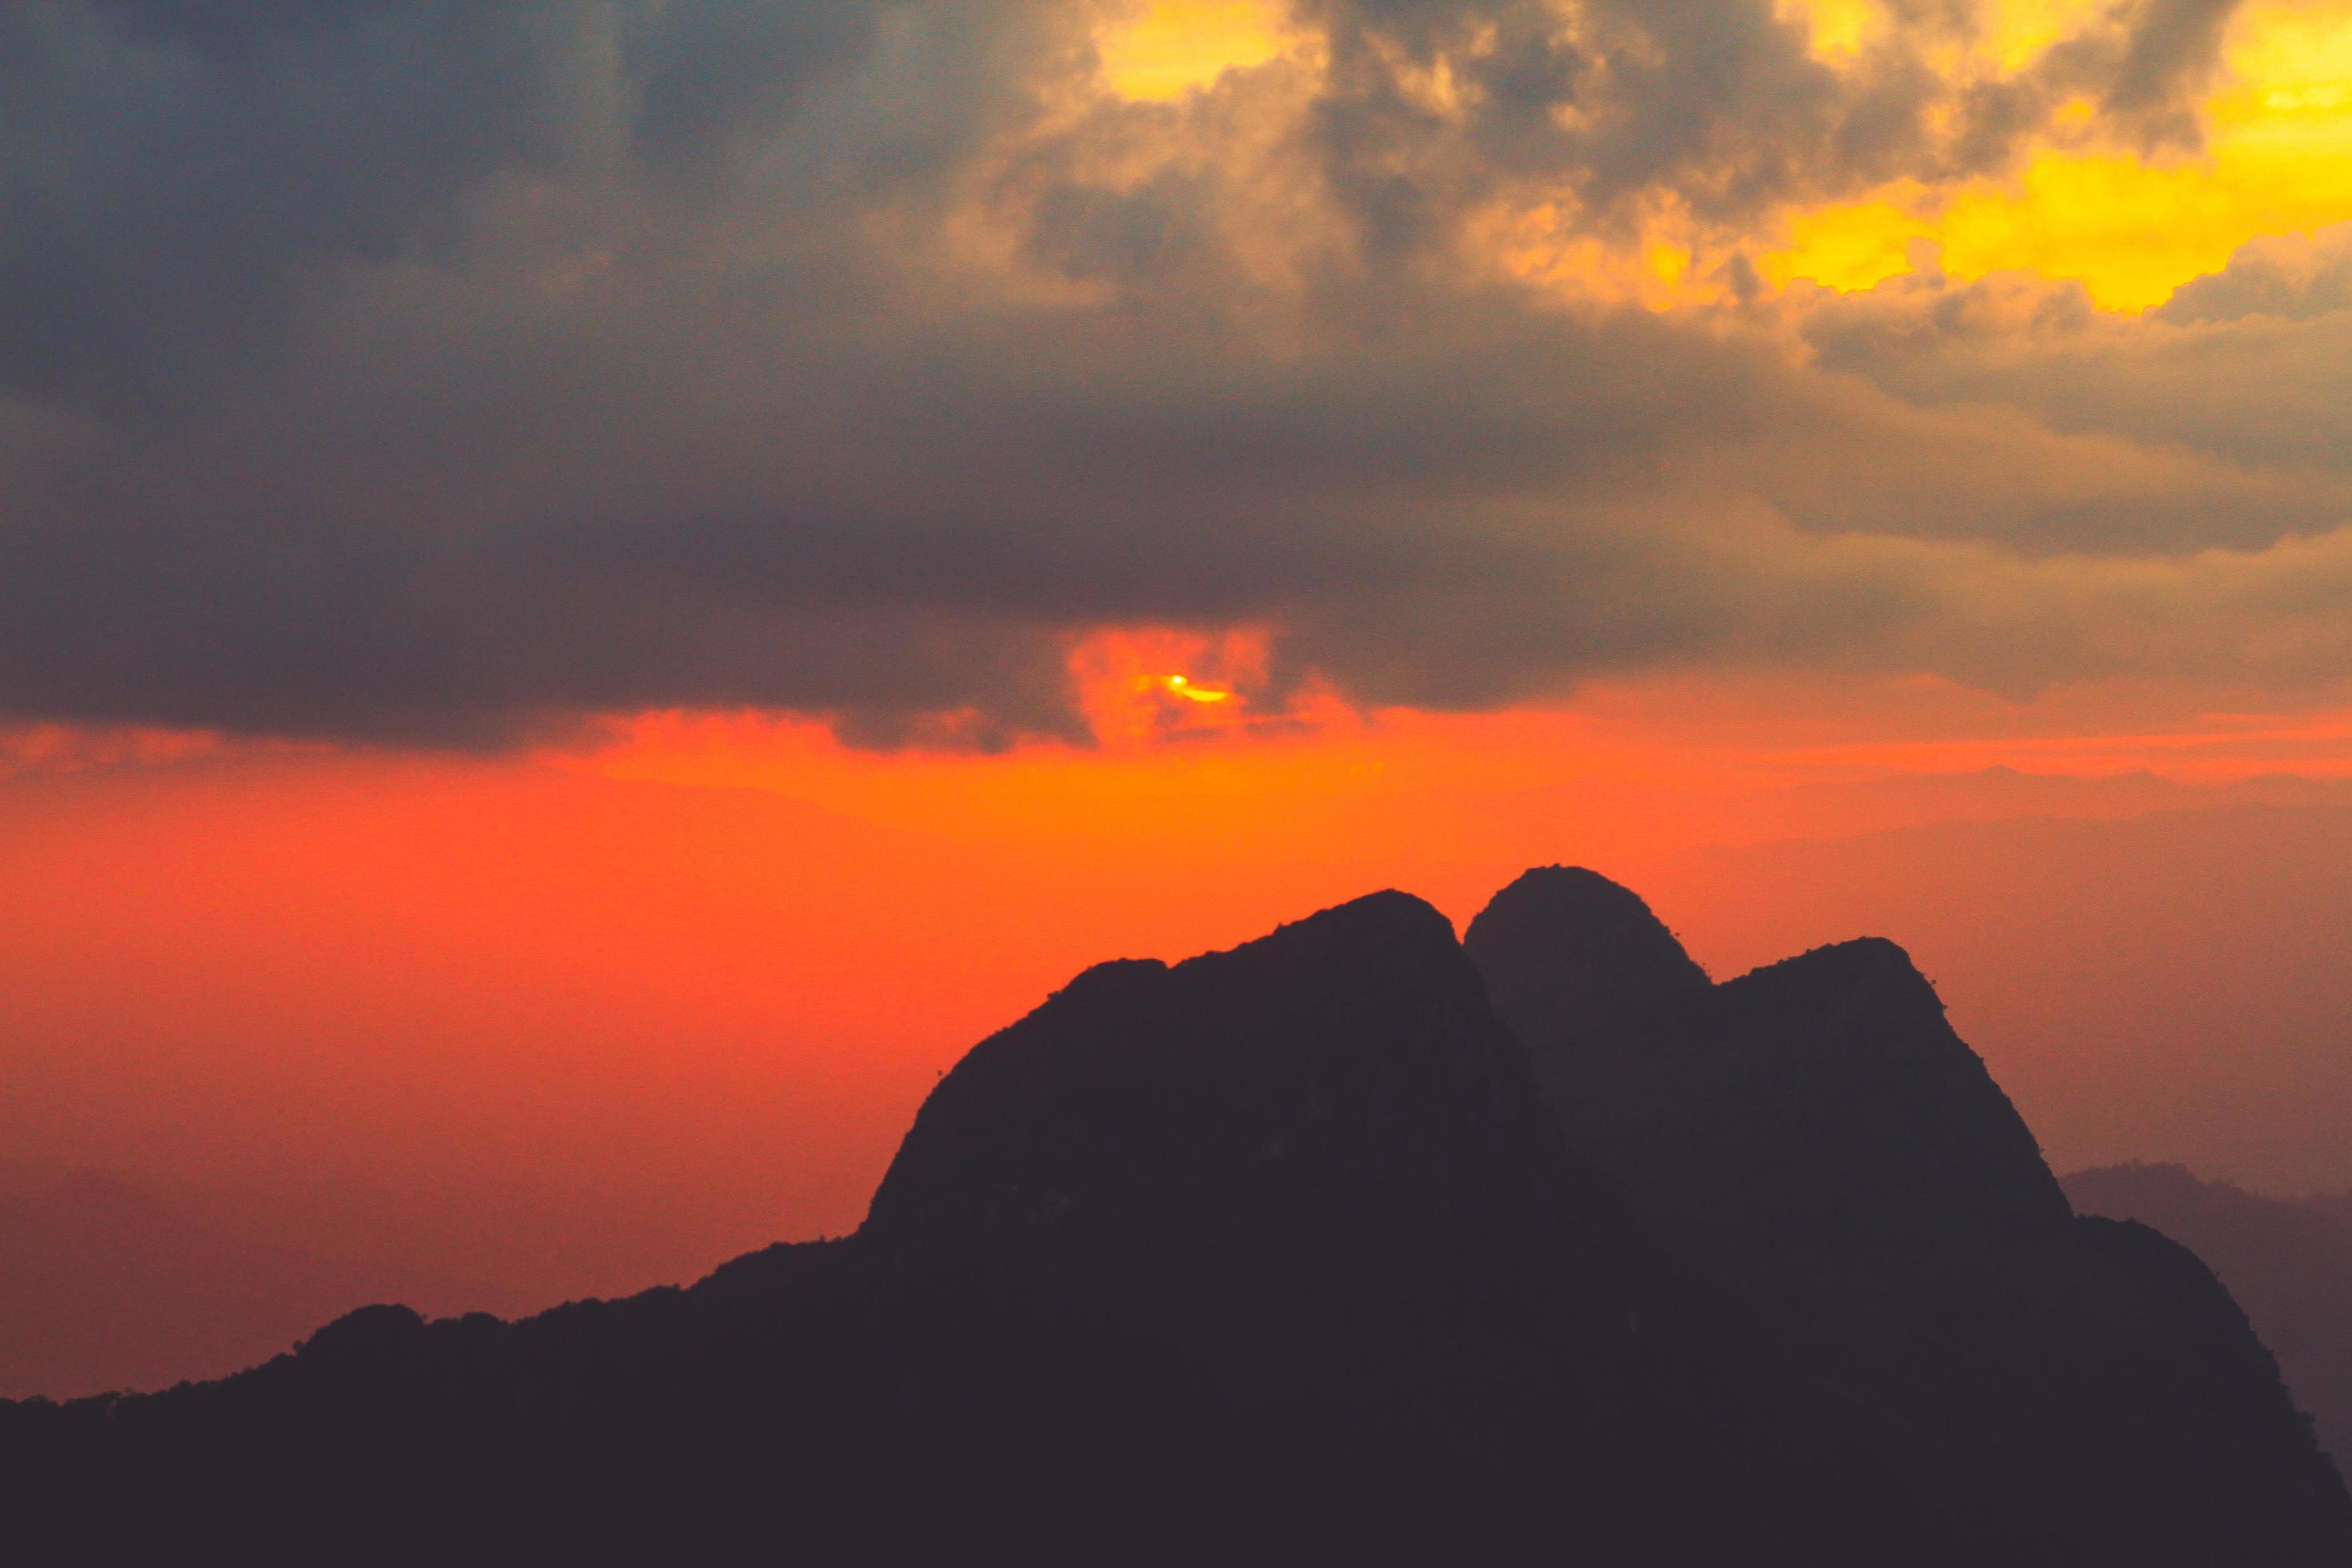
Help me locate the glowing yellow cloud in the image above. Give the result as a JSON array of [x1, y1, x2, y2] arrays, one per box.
[[1099, 0, 1288, 100], [1094, 0, 2352, 311], [1765, 1, 2352, 310]]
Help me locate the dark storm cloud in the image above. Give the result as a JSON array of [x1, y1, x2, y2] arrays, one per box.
[[1, 0, 2345, 746], [0, 0, 923, 418], [0, 2, 582, 417]]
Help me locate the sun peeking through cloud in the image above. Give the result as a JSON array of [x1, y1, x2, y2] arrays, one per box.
[[1071, 627, 1278, 746], [1158, 674, 1232, 703], [1099, 0, 1288, 100]]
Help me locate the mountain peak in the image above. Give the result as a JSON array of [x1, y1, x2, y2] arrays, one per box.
[[1721, 936, 1943, 1022], [1190, 888, 1463, 982], [1463, 866, 1711, 1046], [294, 1304, 426, 1366], [1470, 871, 2068, 1242]]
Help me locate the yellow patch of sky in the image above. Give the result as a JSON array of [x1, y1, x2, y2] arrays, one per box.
[[1098, 0, 1289, 99], [1769, 1, 2352, 309]]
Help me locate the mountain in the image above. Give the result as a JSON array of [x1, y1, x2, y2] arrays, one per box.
[[2066, 1162, 2352, 1481], [1466, 866, 2352, 1566], [0, 893, 1928, 1563]]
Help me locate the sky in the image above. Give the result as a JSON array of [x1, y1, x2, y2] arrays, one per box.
[[4, 0, 2352, 1397]]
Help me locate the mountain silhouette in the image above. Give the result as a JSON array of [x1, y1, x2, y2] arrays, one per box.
[[4, 881, 2345, 1562], [0, 893, 1932, 1563], [2067, 1161, 2352, 1484], [1466, 866, 2352, 1566]]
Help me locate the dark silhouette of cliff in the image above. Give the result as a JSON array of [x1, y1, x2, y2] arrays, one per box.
[[2066, 1161, 2352, 1482], [1466, 866, 2352, 1566], [0, 894, 1935, 1564]]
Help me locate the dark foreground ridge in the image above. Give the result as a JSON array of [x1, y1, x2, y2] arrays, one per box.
[[2066, 1161, 2352, 1483], [2, 879, 2344, 1564], [1467, 866, 2352, 1566]]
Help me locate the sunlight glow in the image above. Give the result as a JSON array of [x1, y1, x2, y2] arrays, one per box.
[[1156, 674, 1234, 703], [1766, 2, 2352, 310], [1099, 0, 1287, 100]]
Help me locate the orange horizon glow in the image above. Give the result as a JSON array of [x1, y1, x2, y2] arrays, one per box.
[[9, 654, 2352, 1398]]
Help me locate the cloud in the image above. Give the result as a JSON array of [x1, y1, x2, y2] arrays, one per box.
[[2158, 222, 2352, 324], [0, 0, 2344, 746], [1798, 228, 2352, 479], [1295, 0, 2255, 253]]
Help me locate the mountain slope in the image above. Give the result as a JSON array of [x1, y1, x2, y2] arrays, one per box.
[[2066, 1162, 2352, 1480], [1466, 866, 2352, 1567]]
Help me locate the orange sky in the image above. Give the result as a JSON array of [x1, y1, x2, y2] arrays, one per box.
[[9, 653, 2352, 1187], [6, 654, 2352, 1396]]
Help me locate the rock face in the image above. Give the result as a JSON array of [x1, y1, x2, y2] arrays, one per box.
[[1467, 866, 2352, 1567], [2066, 1162, 2352, 1483], [0, 894, 1922, 1562]]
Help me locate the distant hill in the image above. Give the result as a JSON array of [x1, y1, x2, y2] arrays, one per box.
[[2066, 1162, 2352, 1481], [1467, 866, 2351, 1566], [2299, 1189, 2352, 1234], [3, 878, 2344, 1562]]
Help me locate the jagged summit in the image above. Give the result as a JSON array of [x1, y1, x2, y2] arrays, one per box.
[[1468, 869, 2065, 1233], [1709, 935, 2072, 1235], [1037, 889, 1460, 1003], [864, 888, 1581, 1275], [1724, 934, 1942, 1011], [869, 891, 1490, 1230]]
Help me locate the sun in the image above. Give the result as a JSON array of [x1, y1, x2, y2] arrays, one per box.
[[1098, 0, 1289, 100], [1159, 674, 1234, 704]]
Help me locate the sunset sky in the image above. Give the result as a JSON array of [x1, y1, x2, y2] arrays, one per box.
[[6, 0, 2352, 1396]]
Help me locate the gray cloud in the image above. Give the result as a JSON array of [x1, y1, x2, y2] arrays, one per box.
[[2, 0, 2345, 746], [1799, 231, 2352, 481], [2159, 222, 2352, 324]]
